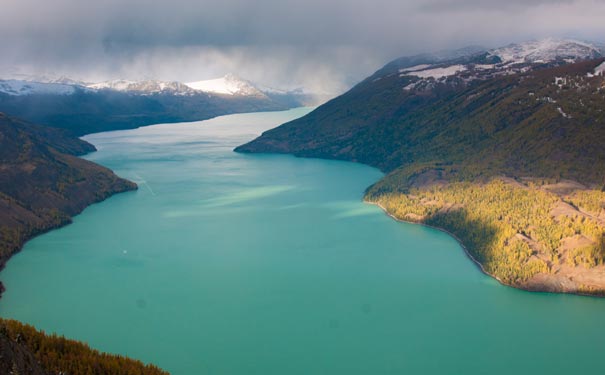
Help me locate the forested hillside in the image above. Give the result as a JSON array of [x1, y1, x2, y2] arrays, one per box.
[[0, 113, 176, 371], [0, 113, 137, 293], [0, 319, 168, 375], [237, 40, 605, 294], [0, 88, 291, 136]]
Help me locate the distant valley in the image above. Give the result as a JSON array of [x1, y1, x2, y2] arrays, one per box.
[[0, 73, 323, 135], [0, 70, 326, 373]]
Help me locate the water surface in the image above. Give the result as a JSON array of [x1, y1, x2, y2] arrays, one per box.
[[1, 108, 604, 374]]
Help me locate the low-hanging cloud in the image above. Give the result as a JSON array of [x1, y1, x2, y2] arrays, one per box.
[[1, 0, 604, 93]]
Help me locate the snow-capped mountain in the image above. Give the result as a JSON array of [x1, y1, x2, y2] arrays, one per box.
[[47, 76, 87, 86], [1, 72, 88, 86], [87, 80, 197, 95], [591, 61, 605, 76], [85, 74, 269, 97], [0, 80, 76, 96], [0, 72, 318, 135], [0, 74, 273, 98], [0, 70, 92, 96], [393, 38, 603, 93], [489, 38, 602, 64], [185, 74, 267, 97]]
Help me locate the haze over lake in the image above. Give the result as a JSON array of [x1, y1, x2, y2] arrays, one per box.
[[1, 108, 604, 375]]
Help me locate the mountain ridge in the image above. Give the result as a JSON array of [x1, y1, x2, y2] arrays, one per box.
[[0, 113, 137, 292], [236, 38, 605, 295], [0, 73, 322, 136], [0, 113, 176, 372], [0, 72, 318, 100]]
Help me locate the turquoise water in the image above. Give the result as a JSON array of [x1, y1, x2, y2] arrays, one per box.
[[1, 108, 604, 374]]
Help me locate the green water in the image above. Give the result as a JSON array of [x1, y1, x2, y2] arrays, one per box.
[[1, 108, 604, 374]]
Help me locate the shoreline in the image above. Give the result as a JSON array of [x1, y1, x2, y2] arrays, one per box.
[[365, 199, 605, 298], [0, 185, 137, 299], [1, 107, 310, 298], [364, 200, 506, 285]]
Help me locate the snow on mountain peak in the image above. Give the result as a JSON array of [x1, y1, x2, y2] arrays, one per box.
[[490, 38, 602, 64], [0, 73, 292, 99], [591, 61, 605, 76], [402, 64, 467, 79], [0, 80, 76, 96], [87, 80, 196, 95], [185, 74, 266, 97], [88, 80, 135, 91]]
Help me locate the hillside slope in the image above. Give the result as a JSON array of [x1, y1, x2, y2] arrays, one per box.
[[0, 115, 175, 372], [0, 88, 291, 136], [0, 319, 167, 374], [237, 57, 605, 183], [0, 74, 317, 136], [236, 40, 605, 295], [0, 113, 137, 292]]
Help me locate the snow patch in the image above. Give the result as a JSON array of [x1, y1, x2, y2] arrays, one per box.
[[405, 65, 467, 79], [554, 76, 568, 88], [594, 61, 605, 76], [473, 64, 496, 70], [403, 82, 417, 91], [490, 38, 601, 64], [185, 74, 264, 96], [557, 107, 571, 118], [88, 80, 137, 91], [399, 64, 432, 73], [0, 80, 76, 96], [87, 80, 196, 95]]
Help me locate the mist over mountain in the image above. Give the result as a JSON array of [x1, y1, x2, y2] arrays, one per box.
[[2, 0, 605, 96], [0, 73, 323, 135], [238, 38, 605, 168]]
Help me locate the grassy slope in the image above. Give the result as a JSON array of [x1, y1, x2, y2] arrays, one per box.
[[237, 59, 605, 294]]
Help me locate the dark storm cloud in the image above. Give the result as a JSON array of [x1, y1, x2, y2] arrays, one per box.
[[1, 0, 604, 92], [417, 0, 578, 12]]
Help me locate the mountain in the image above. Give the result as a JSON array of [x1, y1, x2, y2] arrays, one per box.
[[0, 84, 285, 136], [489, 38, 601, 64], [0, 72, 89, 86], [87, 79, 198, 95], [237, 38, 605, 175], [260, 86, 331, 108], [0, 319, 167, 375], [0, 80, 77, 96], [236, 39, 605, 295], [0, 74, 318, 136], [185, 74, 267, 97], [0, 113, 180, 371], [0, 113, 137, 292]]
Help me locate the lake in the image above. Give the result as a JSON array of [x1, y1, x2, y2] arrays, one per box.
[[1, 108, 604, 374]]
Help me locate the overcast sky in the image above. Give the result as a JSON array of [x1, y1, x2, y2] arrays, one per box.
[[1, 0, 604, 93]]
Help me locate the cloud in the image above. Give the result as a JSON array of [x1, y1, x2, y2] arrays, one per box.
[[1, 0, 604, 93], [417, 0, 578, 12]]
